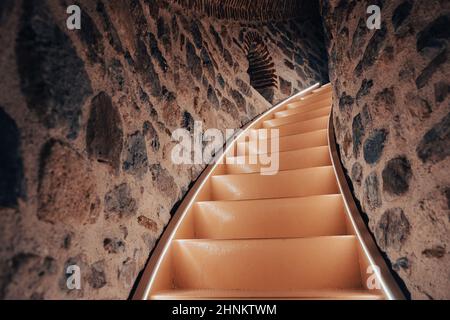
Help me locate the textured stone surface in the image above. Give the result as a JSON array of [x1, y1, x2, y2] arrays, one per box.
[[86, 92, 123, 172], [0, 107, 24, 207], [104, 183, 137, 220], [16, 0, 92, 139], [382, 156, 412, 196], [322, 0, 450, 299], [417, 112, 450, 163], [122, 131, 149, 179], [364, 172, 382, 210], [37, 140, 97, 225], [363, 129, 387, 164], [376, 208, 410, 250], [0, 0, 328, 299]]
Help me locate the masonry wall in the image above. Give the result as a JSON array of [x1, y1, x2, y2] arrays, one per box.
[[321, 0, 450, 299], [0, 0, 328, 299]]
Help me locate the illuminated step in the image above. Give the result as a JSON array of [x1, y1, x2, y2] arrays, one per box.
[[211, 166, 339, 201], [263, 106, 332, 128], [227, 146, 331, 174], [192, 195, 347, 239], [237, 129, 328, 156], [151, 289, 384, 300], [168, 236, 363, 291]]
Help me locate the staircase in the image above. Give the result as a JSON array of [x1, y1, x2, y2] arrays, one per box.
[[133, 83, 404, 300]]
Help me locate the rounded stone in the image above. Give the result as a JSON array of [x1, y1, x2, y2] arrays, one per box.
[[376, 207, 410, 250], [382, 156, 412, 196], [364, 172, 382, 210], [363, 129, 388, 164]]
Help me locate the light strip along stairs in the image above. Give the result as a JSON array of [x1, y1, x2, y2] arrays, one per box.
[[133, 83, 405, 300]]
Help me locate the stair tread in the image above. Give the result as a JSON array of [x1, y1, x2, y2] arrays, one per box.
[[275, 101, 332, 118], [151, 288, 383, 300], [238, 128, 328, 156], [264, 106, 331, 128], [169, 236, 362, 292], [226, 145, 331, 174]]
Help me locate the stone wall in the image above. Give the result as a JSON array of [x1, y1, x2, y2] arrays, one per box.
[[170, 0, 307, 21], [321, 0, 450, 299], [0, 0, 328, 299]]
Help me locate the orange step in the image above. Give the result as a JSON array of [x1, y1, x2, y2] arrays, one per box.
[[193, 195, 347, 239], [211, 166, 339, 201]]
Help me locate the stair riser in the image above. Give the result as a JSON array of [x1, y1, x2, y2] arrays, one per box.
[[226, 146, 331, 174], [264, 107, 332, 128], [211, 166, 339, 201], [237, 129, 328, 156], [193, 196, 347, 239], [275, 100, 332, 118]]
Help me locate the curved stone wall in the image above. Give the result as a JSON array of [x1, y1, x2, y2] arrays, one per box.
[[0, 0, 328, 299], [321, 0, 450, 299], [170, 0, 306, 21]]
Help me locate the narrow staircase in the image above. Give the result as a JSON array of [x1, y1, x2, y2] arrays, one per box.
[[133, 83, 404, 300]]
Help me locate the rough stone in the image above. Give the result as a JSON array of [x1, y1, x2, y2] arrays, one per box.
[[355, 25, 387, 76], [339, 93, 354, 112], [434, 81, 449, 103], [88, 261, 106, 289], [207, 85, 220, 109], [363, 129, 388, 164], [104, 183, 137, 220], [186, 41, 202, 81], [364, 172, 382, 210], [161, 88, 181, 128], [375, 87, 396, 107], [393, 257, 410, 271], [86, 92, 123, 171], [96, 1, 123, 53], [37, 140, 96, 225], [149, 164, 177, 200], [382, 156, 412, 196], [209, 25, 223, 52], [135, 38, 161, 96], [350, 18, 368, 58], [351, 162, 363, 186], [392, 1, 413, 31], [376, 208, 410, 250], [77, 5, 104, 63], [352, 113, 365, 157], [200, 47, 215, 79], [190, 20, 203, 49], [103, 238, 125, 254], [221, 97, 239, 119], [416, 15, 450, 52], [223, 48, 233, 67], [279, 77, 292, 95], [417, 112, 450, 163], [137, 216, 158, 232], [143, 121, 160, 152], [422, 246, 446, 259], [0, 107, 25, 207], [182, 111, 195, 132], [230, 89, 246, 113], [123, 131, 148, 178], [416, 49, 448, 89], [235, 78, 252, 97], [356, 79, 373, 101], [148, 32, 169, 72], [16, 0, 92, 139], [118, 257, 137, 289]]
